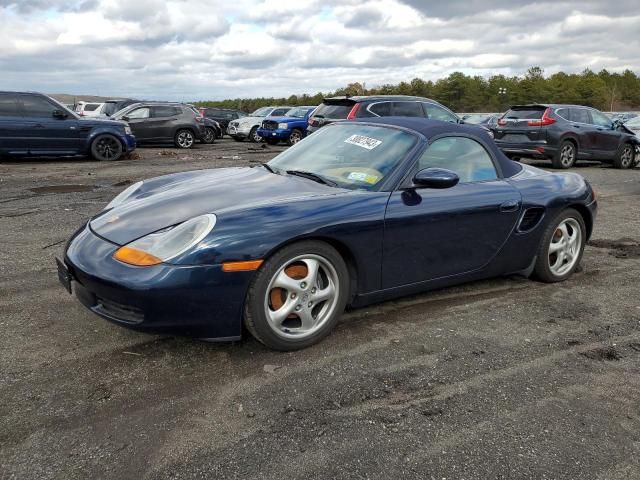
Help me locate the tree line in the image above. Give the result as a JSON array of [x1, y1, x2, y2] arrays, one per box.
[[195, 67, 640, 114]]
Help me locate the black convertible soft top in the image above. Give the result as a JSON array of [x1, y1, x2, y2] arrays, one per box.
[[351, 116, 523, 178]]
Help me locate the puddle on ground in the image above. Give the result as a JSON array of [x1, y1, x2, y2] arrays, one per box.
[[588, 238, 640, 259], [29, 184, 95, 194]]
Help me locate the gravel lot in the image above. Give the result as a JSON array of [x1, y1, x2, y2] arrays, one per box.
[[1, 139, 639, 479]]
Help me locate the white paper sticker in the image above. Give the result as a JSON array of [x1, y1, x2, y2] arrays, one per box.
[[347, 172, 368, 182], [344, 134, 382, 150]]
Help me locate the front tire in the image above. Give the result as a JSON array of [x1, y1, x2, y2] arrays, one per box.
[[249, 126, 261, 143], [174, 129, 195, 149], [244, 241, 349, 351], [91, 134, 123, 161], [613, 143, 635, 169], [552, 140, 577, 169], [287, 128, 304, 146], [533, 208, 586, 283]]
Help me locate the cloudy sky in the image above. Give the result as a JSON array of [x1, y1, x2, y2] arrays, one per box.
[[1, 0, 638, 101]]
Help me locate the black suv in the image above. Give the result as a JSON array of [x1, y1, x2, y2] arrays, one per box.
[[200, 108, 246, 136], [493, 104, 640, 169], [112, 102, 205, 149], [0, 91, 136, 161], [307, 95, 462, 133]]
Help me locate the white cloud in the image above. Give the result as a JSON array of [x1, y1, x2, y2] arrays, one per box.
[[0, 0, 637, 100]]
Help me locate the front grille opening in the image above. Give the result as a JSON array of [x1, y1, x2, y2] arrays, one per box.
[[94, 297, 144, 324], [518, 207, 545, 232]]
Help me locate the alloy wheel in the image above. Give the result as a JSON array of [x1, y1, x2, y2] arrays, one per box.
[[620, 145, 634, 168], [95, 136, 121, 160], [548, 218, 582, 277], [559, 144, 575, 167], [289, 130, 302, 145], [263, 254, 339, 340], [177, 131, 194, 148]]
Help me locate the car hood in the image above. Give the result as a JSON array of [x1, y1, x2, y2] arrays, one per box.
[[79, 117, 128, 128], [90, 167, 344, 245], [265, 116, 306, 123]]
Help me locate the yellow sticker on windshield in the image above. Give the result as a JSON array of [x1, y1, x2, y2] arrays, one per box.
[[347, 172, 379, 184]]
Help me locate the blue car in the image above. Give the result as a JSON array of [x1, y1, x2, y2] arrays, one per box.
[[58, 117, 597, 350], [0, 91, 136, 161], [257, 106, 316, 146]]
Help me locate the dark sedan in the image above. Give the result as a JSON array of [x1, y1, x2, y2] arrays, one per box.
[[493, 104, 639, 169], [58, 118, 596, 350]]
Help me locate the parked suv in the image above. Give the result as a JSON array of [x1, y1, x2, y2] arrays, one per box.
[[200, 108, 246, 136], [307, 95, 461, 133], [75, 101, 104, 117], [112, 102, 205, 149], [0, 91, 135, 161], [493, 104, 640, 169], [101, 98, 140, 117], [257, 106, 316, 145], [227, 106, 293, 142]]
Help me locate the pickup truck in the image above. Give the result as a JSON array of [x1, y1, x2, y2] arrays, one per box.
[[257, 106, 316, 146]]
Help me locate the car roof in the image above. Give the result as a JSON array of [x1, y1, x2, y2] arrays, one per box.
[[347, 116, 522, 178], [509, 104, 600, 109], [324, 95, 437, 103]]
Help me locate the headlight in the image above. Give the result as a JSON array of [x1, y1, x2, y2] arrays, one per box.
[[104, 181, 143, 210], [124, 125, 132, 135], [278, 123, 288, 129], [113, 214, 217, 266]]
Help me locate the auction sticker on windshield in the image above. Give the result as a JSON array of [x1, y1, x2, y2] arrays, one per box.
[[344, 134, 382, 150]]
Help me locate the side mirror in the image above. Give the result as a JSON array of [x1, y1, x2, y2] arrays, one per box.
[[412, 168, 459, 189], [52, 109, 68, 119]]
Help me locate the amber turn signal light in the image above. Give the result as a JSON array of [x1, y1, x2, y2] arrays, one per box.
[[222, 260, 264, 272], [113, 246, 162, 266]]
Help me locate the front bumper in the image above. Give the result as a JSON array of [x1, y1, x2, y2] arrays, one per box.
[[494, 141, 557, 159], [227, 124, 253, 138], [122, 133, 136, 153], [257, 128, 290, 140], [60, 225, 253, 339]]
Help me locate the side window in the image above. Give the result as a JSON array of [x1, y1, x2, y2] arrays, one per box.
[[392, 101, 424, 117], [20, 95, 58, 118], [127, 107, 150, 119], [418, 137, 498, 183], [424, 103, 458, 123], [0, 95, 21, 117], [368, 102, 392, 116], [569, 108, 590, 124], [556, 108, 569, 120], [271, 108, 290, 116], [590, 110, 613, 128], [153, 106, 178, 117]]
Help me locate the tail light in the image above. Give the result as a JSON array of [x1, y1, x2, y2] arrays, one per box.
[[346, 103, 360, 120], [195, 115, 204, 123], [527, 108, 555, 126], [497, 118, 507, 126]]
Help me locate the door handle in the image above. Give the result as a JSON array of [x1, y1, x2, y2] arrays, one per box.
[[572, 124, 580, 128], [500, 200, 520, 212]]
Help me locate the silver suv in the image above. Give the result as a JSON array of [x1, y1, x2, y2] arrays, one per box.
[[227, 106, 292, 142]]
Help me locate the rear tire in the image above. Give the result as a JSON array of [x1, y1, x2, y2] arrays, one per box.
[[613, 143, 635, 169], [91, 134, 123, 161], [201, 127, 216, 144], [552, 140, 577, 169], [244, 241, 349, 351], [533, 208, 586, 283], [174, 129, 195, 149]]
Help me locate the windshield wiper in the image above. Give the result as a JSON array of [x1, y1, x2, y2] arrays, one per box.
[[286, 170, 337, 187], [260, 163, 279, 174]]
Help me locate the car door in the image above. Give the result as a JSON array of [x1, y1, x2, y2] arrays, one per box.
[[18, 94, 85, 154], [567, 108, 595, 154], [150, 106, 181, 140], [382, 136, 522, 288], [588, 109, 621, 157], [392, 101, 425, 117], [0, 93, 29, 154], [123, 107, 152, 140]]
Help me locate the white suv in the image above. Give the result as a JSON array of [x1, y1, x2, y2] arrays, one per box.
[[75, 102, 105, 117], [227, 106, 292, 142]]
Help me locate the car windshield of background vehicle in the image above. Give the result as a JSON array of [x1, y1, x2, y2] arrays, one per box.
[[312, 103, 352, 119], [285, 107, 310, 118], [464, 114, 489, 124], [268, 124, 417, 191], [251, 107, 272, 117]]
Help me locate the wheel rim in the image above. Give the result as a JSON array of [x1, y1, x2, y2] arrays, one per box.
[[204, 129, 214, 143], [560, 144, 575, 167], [548, 218, 582, 277], [96, 136, 121, 160], [290, 131, 302, 144], [264, 254, 340, 340], [621, 146, 633, 167], [178, 131, 194, 148], [252, 129, 261, 142]]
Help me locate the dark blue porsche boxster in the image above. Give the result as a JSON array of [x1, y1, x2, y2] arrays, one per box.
[[58, 117, 597, 350]]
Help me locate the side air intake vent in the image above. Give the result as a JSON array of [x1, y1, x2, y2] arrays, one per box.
[[518, 207, 545, 232]]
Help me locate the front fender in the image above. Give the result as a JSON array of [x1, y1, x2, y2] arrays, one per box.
[[84, 126, 129, 152]]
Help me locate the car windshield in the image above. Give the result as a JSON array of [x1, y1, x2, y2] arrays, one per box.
[[463, 114, 489, 124], [250, 107, 272, 117], [285, 107, 311, 118], [268, 124, 418, 191], [625, 117, 640, 127]]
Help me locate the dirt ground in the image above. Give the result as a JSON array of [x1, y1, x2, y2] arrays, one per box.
[[1, 138, 639, 479]]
